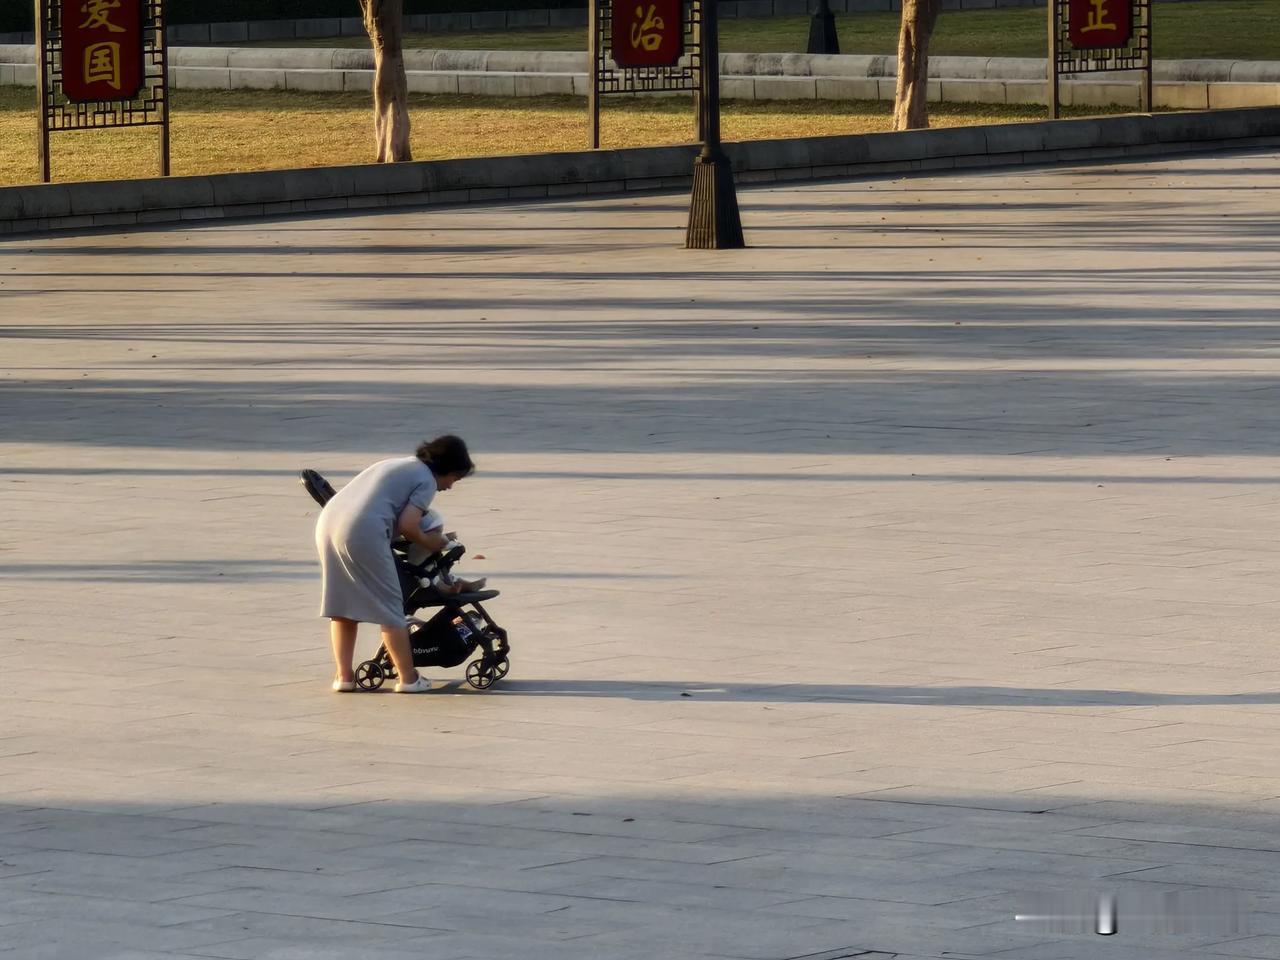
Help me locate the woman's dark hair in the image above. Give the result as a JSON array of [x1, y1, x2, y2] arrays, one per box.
[[416, 434, 475, 477]]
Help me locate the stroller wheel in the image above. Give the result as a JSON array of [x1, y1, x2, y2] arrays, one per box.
[[355, 660, 385, 691], [493, 657, 510, 680], [465, 658, 496, 690]]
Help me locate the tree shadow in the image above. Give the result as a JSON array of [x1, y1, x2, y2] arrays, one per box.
[[4, 152, 1278, 458], [2, 364, 1278, 456], [0, 790, 1267, 959], [491, 678, 1280, 708], [0, 560, 669, 584], [4, 465, 1277, 485]]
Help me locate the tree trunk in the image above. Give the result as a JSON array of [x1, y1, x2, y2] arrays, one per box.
[[359, 0, 412, 162], [892, 0, 941, 131]]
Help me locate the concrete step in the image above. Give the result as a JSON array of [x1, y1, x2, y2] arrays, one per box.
[[4, 44, 1280, 83], [3, 58, 1277, 109]]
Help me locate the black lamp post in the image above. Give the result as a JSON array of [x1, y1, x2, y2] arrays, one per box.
[[807, 0, 840, 55], [685, 0, 744, 249]]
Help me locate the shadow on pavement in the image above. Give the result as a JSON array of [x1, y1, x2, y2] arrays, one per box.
[[492, 679, 1280, 708]]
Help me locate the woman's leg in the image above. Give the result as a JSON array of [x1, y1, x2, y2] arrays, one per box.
[[330, 618, 358, 683], [381, 625, 419, 685]]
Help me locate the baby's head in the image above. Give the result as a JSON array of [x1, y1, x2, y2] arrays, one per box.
[[420, 508, 445, 534]]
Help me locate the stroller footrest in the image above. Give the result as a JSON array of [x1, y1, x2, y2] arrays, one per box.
[[454, 589, 499, 602]]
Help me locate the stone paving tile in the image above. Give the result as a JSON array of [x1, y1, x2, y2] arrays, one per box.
[[1201, 936, 1280, 958], [4, 150, 1280, 960], [0, 917, 249, 955], [158, 912, 446, 948], [185, 940, 454, 960], [989, 944, 1256, 960], [0, 891, 235, 928]]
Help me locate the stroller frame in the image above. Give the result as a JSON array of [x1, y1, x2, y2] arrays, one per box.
[[301, 468, 511, 691]]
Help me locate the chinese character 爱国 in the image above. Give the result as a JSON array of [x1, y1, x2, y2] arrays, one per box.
[[1081, 0, 1117, 33], [84, 41, 121, 88], [79, 0, 125, 33], [630, 3, 666, 51]]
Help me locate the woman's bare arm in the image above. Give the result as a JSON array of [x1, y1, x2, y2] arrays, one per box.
[[396, 504, 449, 553]]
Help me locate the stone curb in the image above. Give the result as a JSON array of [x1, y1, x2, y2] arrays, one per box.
[[4, 67, 1276, 111], [4, 48, 1279, 108], [6, 46, 1280, 84], [2, 106, 1278, 236]]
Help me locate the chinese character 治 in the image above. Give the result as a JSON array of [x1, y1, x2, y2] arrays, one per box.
[[630, 4, 666, 52], [1081, 0, 1117, 33], [84, 41, 121, 88], [79, 0, 125, 33]]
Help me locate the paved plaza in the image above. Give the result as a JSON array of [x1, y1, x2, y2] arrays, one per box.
[[2, 149, 1280, 959]]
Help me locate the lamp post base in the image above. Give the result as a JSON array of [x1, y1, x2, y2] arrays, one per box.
[[807, 8, 839, 55], [685, 151, 744, 250]]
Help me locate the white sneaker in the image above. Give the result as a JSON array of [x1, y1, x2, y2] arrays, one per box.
[[332, 679, 355, 693], [394, 674, 431, 693]]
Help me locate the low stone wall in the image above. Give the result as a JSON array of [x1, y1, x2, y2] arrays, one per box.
[[2, 106, 1278, 237], [8, 46, 1279, 83], [3, 47, 1278, 109]]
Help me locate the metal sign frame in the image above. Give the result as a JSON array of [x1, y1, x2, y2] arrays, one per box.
[[1049, 0, 1152, 119], [35, 0, 171, 183], [588, 0, 703, 149]]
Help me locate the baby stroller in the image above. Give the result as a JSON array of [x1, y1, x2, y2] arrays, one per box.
[[300, 469, 511, 691]]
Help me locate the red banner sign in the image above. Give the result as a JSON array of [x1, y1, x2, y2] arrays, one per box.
[[61, 0, 145, 101], [1068, 0, 1133, 49], [612, 0, 683, 68]]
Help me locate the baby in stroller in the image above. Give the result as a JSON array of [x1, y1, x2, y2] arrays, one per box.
[[411, 509, 487, 596]]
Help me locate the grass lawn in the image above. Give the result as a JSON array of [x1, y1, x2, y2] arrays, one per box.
[[0, 87, 1119, 186], [245, 0, 1278, 60]]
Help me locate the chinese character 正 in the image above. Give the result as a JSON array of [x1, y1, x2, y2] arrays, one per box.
[[1082, 0, 1117, 33]]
